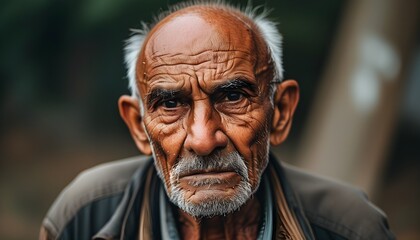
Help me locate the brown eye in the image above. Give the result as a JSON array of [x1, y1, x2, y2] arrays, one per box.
[[226, 92, 242, 101], [163, 100, 179, 108]]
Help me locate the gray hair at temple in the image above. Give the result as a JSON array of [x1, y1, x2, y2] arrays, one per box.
[[123, 0, 284, 101]]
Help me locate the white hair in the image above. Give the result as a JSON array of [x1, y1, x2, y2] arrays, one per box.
[[124, 1, 284, 99]]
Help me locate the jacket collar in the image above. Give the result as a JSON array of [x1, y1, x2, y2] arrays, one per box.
[[269, 153, 315, 239], [93, 157, 154, 240]]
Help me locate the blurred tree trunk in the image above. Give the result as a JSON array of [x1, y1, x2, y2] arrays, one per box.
[[297, 0, 420, 196]]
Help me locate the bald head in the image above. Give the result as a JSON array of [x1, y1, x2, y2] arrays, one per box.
[[143, 8, 260, 61], [124, 2, 284, 98]]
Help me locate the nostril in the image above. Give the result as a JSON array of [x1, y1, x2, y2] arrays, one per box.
[[214, 130, 228, 147], [184, 130, 228, 156], [213, 145, 226, 154]]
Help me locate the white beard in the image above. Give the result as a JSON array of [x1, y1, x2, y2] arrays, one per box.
[[155, 151, 254, 217]]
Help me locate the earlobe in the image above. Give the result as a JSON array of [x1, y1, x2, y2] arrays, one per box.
[[118, 95, 152, 155], [270, 80, 299, 146]]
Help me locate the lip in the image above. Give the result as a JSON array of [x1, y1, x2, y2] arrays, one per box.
[[179, 171, 240, 184], [178, 169, 236, 178]]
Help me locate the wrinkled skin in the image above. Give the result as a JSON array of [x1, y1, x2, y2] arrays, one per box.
[[119, 6, 299, 240]]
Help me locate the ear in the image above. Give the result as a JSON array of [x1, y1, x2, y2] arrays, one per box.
[[270, 79, 300, 146], [118, 95, 152, 155]]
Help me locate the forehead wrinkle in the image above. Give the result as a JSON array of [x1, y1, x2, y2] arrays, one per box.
[[149, 48, 251, 61], [146, 53, 251, 74], [145, 51, 252, 75], [145, 53, 255, 86], [146, 76, 191, 91], [146, 70, 198, 82]]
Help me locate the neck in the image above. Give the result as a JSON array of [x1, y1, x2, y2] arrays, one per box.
[[176, 197, 261, 240]]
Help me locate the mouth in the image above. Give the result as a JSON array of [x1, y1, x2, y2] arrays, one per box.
[[177, 170, 242, 191], [177, 170, 242, 188], [178, 168, 237, 179]]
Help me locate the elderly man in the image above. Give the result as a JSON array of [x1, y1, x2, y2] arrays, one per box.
[[40, 2, 394, 240]]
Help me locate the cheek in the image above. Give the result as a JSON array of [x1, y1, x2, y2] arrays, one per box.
[[223, 105, 270, 151], [223, 105, 271, 187], [144, 115, 187, 188]]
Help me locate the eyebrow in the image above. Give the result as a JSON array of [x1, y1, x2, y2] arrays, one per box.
[[146, 88, 183, 106], [215, 79, 256, 93]]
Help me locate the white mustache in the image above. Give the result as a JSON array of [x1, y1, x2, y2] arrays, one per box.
[[171, 151, 249, 181]]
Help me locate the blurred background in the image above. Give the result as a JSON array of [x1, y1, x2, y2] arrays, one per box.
[[1, 0, 419, 239]]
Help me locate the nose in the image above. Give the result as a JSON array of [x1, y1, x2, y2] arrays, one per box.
[[184, 101, 228, 156]]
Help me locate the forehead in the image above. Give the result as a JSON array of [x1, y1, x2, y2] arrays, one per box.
[[144, 10, 255, 60], [136, 7, 270, 93]]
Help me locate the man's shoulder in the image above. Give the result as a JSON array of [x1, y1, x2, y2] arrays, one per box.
[[281, 163, 394, 240], [42, 155, 152, 238]]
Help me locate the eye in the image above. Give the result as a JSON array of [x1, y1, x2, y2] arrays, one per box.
[[225, 92, 243, 101], [162, 99, 179, 108]]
